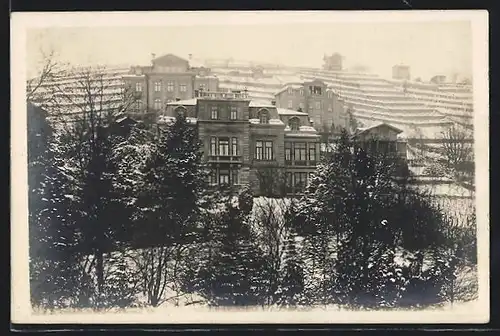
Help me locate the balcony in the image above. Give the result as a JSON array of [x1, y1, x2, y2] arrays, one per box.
[[285, 160, 317, 167], [195, 90, 249, 100], [207, 155, 242, 163]]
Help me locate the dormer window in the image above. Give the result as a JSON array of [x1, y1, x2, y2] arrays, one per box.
[[309, 86, 322, 95], [258, 109, 269, 124], [289, 117, 301, 131], [287, 87, 293, 95]]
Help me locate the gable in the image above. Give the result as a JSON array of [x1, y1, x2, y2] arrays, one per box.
[[307, 79, 326, 87], [356, 123, 403, 141], [152, 54, 189, 66]]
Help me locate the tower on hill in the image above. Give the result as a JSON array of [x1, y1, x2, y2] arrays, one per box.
[[323, 53, 343, 71], [392, 64, 411, 80]]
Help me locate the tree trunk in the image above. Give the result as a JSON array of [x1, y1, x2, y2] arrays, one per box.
[[95, 250, 104, 294]]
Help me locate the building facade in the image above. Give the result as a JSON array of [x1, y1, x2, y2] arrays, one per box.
[[161, 90, 321, 195], [274, 79, 348, 132], [122, 53, 220, 119]]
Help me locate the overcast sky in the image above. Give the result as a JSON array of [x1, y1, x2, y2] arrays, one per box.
[[26, 20, 472, 81]]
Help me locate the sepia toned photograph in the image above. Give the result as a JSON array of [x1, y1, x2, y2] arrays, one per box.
[[11, 10, 489, 324]]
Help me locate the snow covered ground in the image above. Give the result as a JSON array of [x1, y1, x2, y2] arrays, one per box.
[[29, 299, 486, 324]]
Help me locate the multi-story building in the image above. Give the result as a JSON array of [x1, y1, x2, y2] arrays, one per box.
[[122, 53, 219, 119], [274, 79, 348, 132], [161, 90, 321, 195]]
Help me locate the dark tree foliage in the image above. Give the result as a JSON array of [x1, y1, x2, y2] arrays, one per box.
[[28, 104, 90, 309], [185, 196, 270, 307], [132, 114, 209, 248], [296, 129, 454, 308]]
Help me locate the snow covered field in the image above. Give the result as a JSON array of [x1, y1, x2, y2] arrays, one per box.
[[30, 299, 486, 324]]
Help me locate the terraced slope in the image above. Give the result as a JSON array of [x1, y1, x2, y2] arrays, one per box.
[[28, 60, 474, 142]]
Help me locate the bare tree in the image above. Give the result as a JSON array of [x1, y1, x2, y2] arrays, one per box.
[[26, 49, 60, 103], [35, 64, 141, 295], [254, 166, 288, 197], [250, 197, 293, 304], [439, 125, 474, 183], [128, 239, 194, 307]]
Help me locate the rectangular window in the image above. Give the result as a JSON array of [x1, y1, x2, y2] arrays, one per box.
[[309, 144, 316, 162], [211, 106, 218, 119], [310, 86, 322, 95], [210, 137, 217, 155], [315, 101, 321, 110], [309, 102, 314, 111], [231, 137, 238, 156], [294, 143, 307, 162], [219, 138, 229, 156], [299, 88, 304, 96], [180, 84, 187, 92], [167, 82, 174, 92], [232, 169, 239, 185], [199, 83, 206, 90], [255, 141, 263, 160], [288, 87, 293, 95], [230, 107, 238, 120], [219, 170, 230, 185], [210, 170, 217, 185], [285, 142, 292, 161], [264, 141, 273, 160], [154, 81, 162, 92], [154, 99, 162, 110], [288, 100, 293, 109], [135, 82, 142, 92]]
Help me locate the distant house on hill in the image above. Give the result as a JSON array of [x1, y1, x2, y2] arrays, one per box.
[[352, 122, 408, 159]]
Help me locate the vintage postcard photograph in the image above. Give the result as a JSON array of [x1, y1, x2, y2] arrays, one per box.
[[11, 10, 489, 325]]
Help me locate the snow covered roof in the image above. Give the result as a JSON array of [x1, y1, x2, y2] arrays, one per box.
[[122, 74, 146, 78], [189, 59, 206, 68], [249, 100, 276, 108], [115, 116, 138, 124], [249, 118, 284, 126], [284, 125, 319, 137], [355, 122, 404, 136], [166, 98, 198, 106], [275, 83, 304, 96], [152, 53, 189, 64], [157, 115, 198, 124], [276, 108, 308, 116]]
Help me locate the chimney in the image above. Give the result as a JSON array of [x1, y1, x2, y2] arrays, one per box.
[[271, 100, 276, 106], [188, 54, 193, 60], [151, 53, 156, 61]]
